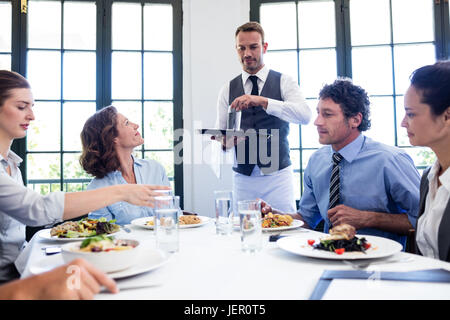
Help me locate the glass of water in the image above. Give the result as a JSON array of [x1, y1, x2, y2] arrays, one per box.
[[214, 190, 233, 235], [154, 189, 174, 196], [238, 199, 262, 253], [154, 195, 180, 253]]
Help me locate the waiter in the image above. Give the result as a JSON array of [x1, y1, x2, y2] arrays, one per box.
[[214, 21, 311, 213]]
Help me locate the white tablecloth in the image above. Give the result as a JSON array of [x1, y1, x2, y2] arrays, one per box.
[[16, 222, 450, 300]]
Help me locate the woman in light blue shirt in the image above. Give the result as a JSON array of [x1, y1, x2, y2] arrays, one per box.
[[80, 106, 171, 225]]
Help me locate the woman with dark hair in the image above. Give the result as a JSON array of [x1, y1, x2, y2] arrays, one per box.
[[401, 60, 450, 262], [0, 70, 169, 285], [80, 105, 170, 225]]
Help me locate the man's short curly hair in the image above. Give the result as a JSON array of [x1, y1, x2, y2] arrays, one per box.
[[319, 78, 371, 132]]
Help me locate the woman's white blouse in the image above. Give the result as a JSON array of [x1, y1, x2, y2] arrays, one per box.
[[0, 150, 64, 281], [417, 161, 450, 259]]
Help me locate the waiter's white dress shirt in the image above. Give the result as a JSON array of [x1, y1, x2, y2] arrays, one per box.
[[0, 150, 64, 282], [417, 161, 450, 259], [215, 65, 311, 213]]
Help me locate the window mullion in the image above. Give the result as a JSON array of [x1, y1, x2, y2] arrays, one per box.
[[250, 0, 261, 21], [335, 0, 351, 78], [435, 0, 450, 59], [10, 0, 28, 184], [435, 0, 445, 59], [387, 0, 399, 147], [60, 1, 64, 190], [171, 0, 183, 207], [98, 0, 112, 110], [446, 0, 450, 59]]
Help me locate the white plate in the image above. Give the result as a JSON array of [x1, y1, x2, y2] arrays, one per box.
[[262, 219, 304, 232], [29, 248, 170, 279], [38, 228, 123, 242], [233, 218, 304, 232], [277, 234, 403, 260], [131, 216, 212, 230], [107, 249, 170, 279]]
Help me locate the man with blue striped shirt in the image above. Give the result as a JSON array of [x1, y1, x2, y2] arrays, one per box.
[[262, 79, 420, 248]]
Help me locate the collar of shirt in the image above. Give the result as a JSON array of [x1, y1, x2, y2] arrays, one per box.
[[441, 165, 450, 192], [331, 133, 364, 164], [131, 154, 145, 167], [0, 149, 23, 170], [111, 154, 144, 177], [428, 160, 450, 193], [241, 65, 269, 87]]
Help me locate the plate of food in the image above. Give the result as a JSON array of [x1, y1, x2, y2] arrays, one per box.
[[131, 215, 212, 230], [261, 212, 304, 232], [39, 218, 122, 241], [233, 213, 304, 232], [277, 224, 403, 260], [61, 235, 140, 273], [31, 236, 170, 279]]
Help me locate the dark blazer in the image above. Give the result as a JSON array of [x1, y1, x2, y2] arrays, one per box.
[[416, 167, 450, 262]]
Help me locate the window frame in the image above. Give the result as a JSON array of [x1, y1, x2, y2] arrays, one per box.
[[8, 0, 184, 205], [250, 0, 450, 197]]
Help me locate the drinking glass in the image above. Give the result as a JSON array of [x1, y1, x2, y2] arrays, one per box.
[[214, 190, 233, 235], [238, 199, 262, 253], [154, 189, 174, 196], [154, 195, 180, 253]]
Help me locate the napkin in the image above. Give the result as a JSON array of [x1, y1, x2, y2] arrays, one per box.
[[310, 268, 450, 300]]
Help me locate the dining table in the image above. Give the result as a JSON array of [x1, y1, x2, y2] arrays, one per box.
[[16, 217, 450, 301]]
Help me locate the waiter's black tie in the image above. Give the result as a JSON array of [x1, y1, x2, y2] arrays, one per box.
[[329, 152, 343, 209], [249, 75, 259, 96]]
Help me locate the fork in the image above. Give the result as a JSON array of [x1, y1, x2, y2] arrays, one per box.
[[342, 256, 414, 269], [122, 225, 132, 233]]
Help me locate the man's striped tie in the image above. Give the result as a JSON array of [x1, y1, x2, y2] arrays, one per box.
[[329, 152, 343, 209]]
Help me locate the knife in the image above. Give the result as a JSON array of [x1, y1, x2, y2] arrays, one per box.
[[182, 211, 198, 216], [269, 234, 287, 242], [41, 246, 62, 255]]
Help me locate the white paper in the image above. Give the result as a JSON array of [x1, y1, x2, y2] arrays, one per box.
[[322, 279, 450, 300], [201, 135, 235, 179]]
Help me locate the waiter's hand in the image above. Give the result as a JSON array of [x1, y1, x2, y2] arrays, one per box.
[[230, 95, 268, 111], [211, 135, 246, 150]]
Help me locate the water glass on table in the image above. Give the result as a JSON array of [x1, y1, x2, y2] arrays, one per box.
[[238, 199, 262, 253], [154, 195, 180, 253], [214, 190, 234, 235]]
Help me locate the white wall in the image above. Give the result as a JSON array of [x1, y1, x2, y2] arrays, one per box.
[[182, 0, 250, 216]]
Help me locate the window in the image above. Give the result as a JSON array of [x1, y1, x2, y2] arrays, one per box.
[[5, 0, 183, 202], [0, 1, 12, 70], [259, 0, 338, 200], [26, 0, 97, 194], [251, 0, 450, 199], [349, 0, 436, 166], [110, 2, 175, 189]]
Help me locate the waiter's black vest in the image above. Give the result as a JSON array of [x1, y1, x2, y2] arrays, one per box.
[[229, 70, 291, 176]]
